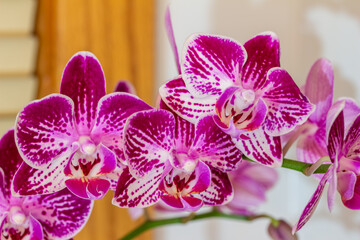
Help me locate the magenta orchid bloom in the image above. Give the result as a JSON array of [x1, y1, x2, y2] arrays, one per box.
[[0, 130, 93, 240], [113, 103, 242, 210], [13, 52, 152, 200], [160, 33, 314, 167], [220, 161, 278, 215], [294, 100, 360, 232], [114, 80, 136, 95]]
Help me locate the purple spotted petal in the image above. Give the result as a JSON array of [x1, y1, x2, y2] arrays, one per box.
[[293, 169, 332, 233], [262, 68, 315, 136], [160, 195, 183, 209], [326, 102, 345, 162], [305, 59, 334, 124], [159, 77, 217, 124], [181, 196, 203, 211], [60, 52, 106, 135], [297, 127, 328, 164], [25, 188, 93, 239], [15, 94, 78, 168], [165, 6, 181, 74], [29, 216, 43, 240], [12, 157, 70, 196], [114, 80, 136, 95], [92, 93, 152, 162], [160, 100, 195, 152], [342, 178, 360, 209], [0, 130, 23, 198], [233, 127, 282, 167], [241, 32, 280, 90], [124, 109, 175, 178], [198, 167, 233, 206], [182, 34, 246, 97], [337, 171, 356, 201], [112, 167, 167, 208], [191, 115, 242, 172]]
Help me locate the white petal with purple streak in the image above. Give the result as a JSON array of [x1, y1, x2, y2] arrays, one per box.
[[182, 34, 246, 97], [15, 94, 78, 169]]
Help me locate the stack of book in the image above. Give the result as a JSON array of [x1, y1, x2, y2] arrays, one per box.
[[0, 0, 38, 134]]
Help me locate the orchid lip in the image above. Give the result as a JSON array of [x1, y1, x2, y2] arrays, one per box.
[[9, 206, 27, 225]]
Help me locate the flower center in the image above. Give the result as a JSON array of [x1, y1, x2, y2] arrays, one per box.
[[78, 136, 97, 155], [9, 206, 26, 225], [232, 89, 255, 111], [173, 152, 197, 173]]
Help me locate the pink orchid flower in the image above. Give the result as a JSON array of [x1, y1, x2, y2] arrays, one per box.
[[113, 102, 242, 210], [160, 33, 314, 167], [294, 100, 360, 232], [0, 130, 93, 240], [13, 52, 152, 200]]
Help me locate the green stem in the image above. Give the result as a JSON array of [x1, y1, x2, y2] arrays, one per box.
[[120, 210, 272, 240], [242, 156, 331, 175]]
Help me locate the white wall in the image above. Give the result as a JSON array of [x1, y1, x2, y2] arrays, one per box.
[[155, 0, 360, 239]]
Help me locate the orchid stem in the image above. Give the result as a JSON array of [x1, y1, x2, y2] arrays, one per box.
[[242, 156, 331, 175], [119, 209, 273, 240]]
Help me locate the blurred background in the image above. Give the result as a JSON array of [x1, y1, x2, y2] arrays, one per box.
[[1, 0, 360, 239]]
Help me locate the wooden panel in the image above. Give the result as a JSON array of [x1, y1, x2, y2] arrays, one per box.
[[36, 1, 155, 239]]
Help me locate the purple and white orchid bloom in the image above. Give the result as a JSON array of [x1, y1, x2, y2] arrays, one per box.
[[220, 161, 278, 215], [0, 129, 93, 240], [13, 51, 152, 200], [293, 100, 360, 232], [113, 103, 241, 210], [160, 33, 314, 167]]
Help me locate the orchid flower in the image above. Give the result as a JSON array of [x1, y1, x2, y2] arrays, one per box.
[[13, 52, 152, 200], [220, 161, 278, 215], [160, 33, 314, 167], [293, 100, 360, 232], [113, 101, 242, 210], [0, 129, 93, 240]]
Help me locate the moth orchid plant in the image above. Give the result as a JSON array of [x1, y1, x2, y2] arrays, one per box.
[[0, 9, 358, 240]]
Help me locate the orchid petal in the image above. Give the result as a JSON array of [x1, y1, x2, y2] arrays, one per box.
[[182, 34, 246, 97], [337, 171, 356, 201], [1, 218, 30, 240], [12, 157, 70, 196], [0, 130, 23, 198], [233, 127, 282, 167], [159, 77, 217, 124], [91, 93, 152, 161], [29, 216, 43, 240], [342, 178, 360, 209], [160, 195, 183, 209], [65, 178, 110, 200], [338, 98, 360, 130], [15, 94, 77, 169], [124, 109, 175, 178], [60, 52, 106, 135], [241, 32, 280, 90], [326, 102, 345, 162], [327, 163, 337, 211], [198, 167, 233, 206], [293, 168, 332, 233], [297, 127, 328, 164], [160, 101, 195, 152], [114, 80, 136, 95], [181, 196, 203, 212], [165, 6, 181, 74], [191, 115, 242, 172], [262, 68, 315, 136], [112, 167, 166, 208], [26, 188, 93, 239], [344, 113, 360, 159], [305, 59, 334, 124]]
